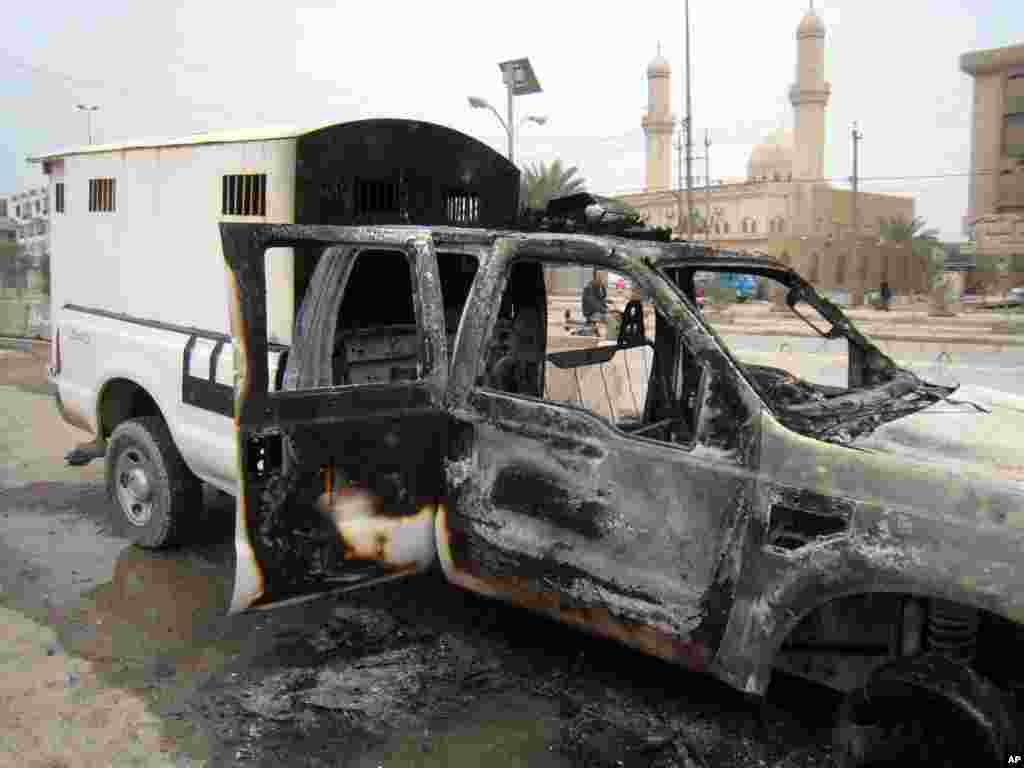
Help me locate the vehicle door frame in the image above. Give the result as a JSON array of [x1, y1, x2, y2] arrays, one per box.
[[220, 222, 449, 613], [438, 234, 767, 673]]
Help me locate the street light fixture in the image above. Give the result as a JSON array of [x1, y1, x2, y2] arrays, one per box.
[[467, 57, 543, 165], [76, 104, 100, 145]]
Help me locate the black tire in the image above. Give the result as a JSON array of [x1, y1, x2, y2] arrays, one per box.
[[834, 654, 1014, 768], [105, 416, 202, 549]]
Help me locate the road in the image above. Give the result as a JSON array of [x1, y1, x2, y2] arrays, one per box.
[[722, 333, 1024, 395], [4, 335, 1022, 767]]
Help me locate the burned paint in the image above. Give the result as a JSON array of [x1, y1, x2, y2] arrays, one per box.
[[434, 505, 711, 673], [490, 466, 612, 539]]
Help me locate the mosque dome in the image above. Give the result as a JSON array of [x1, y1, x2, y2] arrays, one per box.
[[747, 130, 794, 181], [647, 53, 671, 77], [797, 8, 826, 37]]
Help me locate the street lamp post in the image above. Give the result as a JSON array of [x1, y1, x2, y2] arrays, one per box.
[[468, 57, 543, 166], [76, 104, 100, 145]]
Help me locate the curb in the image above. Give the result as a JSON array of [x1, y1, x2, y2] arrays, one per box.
[[714, 324, 1024, 347], [0, 337, 50, 354]]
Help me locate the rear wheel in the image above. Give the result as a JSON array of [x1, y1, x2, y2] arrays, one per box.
[[105, 416, 202, 549]]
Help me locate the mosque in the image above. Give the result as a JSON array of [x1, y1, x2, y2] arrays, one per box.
[[616, 6, 925, 304]]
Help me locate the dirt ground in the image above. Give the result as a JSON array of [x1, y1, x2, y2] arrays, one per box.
[[0, 345, 843, 768]]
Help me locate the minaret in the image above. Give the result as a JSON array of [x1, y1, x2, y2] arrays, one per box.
[[790, 6, 830, 185], [642, 45, 674, 193]]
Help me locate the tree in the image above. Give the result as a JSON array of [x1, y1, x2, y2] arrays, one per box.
[[0, 241, 30, 293], [39, 251, 51, 296], [520, 160, 586, 210], [683, 208, 705, 236], [880, 214, 942, 291], [880, 215, 939, 254]]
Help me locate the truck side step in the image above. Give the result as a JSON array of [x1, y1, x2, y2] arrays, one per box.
[[65, 438, 107, 466]]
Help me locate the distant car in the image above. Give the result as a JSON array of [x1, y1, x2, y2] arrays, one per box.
[[1008, 286, 1024, 306]]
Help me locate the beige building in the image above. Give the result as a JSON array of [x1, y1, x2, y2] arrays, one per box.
[[961, 43, 1024, 292], [617, 7, 921, 303]]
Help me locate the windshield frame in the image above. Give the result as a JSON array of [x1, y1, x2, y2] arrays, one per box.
[[651, 257, 958, 443]]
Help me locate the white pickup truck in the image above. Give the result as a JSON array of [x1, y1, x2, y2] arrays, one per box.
[[35, 118, 521, 547]]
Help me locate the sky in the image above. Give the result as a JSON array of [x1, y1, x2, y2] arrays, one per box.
[[2, 0, 1022, 241]]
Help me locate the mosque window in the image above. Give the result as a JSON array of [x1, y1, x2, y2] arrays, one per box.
[[741, 220, 748, 234], [751, 219, 758, 234], [723, 221, 730, 234]]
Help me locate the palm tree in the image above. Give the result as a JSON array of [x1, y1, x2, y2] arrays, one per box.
[[880, 215, 943, 289], [880, 215, 939, 253], [520, 160, 587, 211]]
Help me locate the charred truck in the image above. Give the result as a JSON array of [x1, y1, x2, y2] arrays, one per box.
[[33, 119, 1024, 766]]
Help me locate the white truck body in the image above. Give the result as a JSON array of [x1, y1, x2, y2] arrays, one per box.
[[32, 125, 316, 494], [29, 119, 521, 498]]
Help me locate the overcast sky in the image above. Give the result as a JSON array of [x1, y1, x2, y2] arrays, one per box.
[[3, 1, 1021, 240]]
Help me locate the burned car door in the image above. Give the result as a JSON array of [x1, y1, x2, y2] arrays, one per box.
[[439, 241, 760, 672], [220, 223, 448, 612]]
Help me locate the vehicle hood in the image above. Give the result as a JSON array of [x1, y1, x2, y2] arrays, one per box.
[[855, 385, 1024, 487]]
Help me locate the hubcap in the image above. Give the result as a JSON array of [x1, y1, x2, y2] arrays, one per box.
[[115, 449, 155, 526]]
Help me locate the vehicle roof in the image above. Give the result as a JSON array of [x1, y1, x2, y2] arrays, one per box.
[[27, 117, 483, 162], [27, 122, 335, 162], [236, 222, 796, 275], [653, 244, 793, 273]]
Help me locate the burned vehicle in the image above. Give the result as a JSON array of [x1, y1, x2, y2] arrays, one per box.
[[220, 211, 1024, 767]]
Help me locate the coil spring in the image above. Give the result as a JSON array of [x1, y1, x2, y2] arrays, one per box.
[[927, 599, 980, 662]]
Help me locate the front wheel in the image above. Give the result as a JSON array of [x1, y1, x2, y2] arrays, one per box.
[[105, 416, 202, 549], [834, 654, 1016, 768]]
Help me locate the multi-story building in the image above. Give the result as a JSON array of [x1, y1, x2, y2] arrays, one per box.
[[9, 187, 50, 264], [961, 43, 1024, 292], [2, 187, 50, 293]]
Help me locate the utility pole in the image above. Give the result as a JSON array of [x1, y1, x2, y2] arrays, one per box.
[[704, 129, 711, 244], [851, 122, 863, 302], [684, 0, 694, 240], [674, 123, 684, 232]]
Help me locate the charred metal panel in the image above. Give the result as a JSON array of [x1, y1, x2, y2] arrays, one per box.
[[295, 120, 520, 228], [712, 410, 1024, 695]]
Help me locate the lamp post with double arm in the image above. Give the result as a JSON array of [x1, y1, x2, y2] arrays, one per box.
[[467, 57, 545, 166], [76, 104, 100, 145]]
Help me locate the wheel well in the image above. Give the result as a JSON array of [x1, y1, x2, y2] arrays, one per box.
[[98, 378, 163, 439], [777, 592, 1024, 696]]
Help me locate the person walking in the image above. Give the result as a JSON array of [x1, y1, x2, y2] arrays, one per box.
[[880, 281, 892, 312], [581, 269, 608, 326]]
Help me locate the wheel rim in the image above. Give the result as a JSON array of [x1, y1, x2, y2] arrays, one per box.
[[115, 448, 155, 526]]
